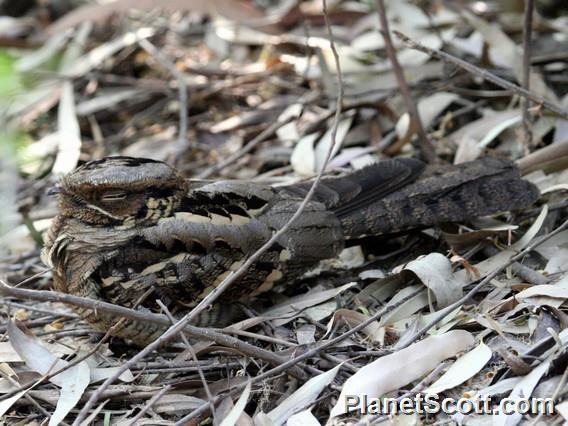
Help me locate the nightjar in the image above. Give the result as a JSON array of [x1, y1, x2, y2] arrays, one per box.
[[42, 156, 539, 344]]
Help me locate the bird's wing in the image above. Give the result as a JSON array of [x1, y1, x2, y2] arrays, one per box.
[[181, 181, 276, 219], [278, 158, 425, 217]]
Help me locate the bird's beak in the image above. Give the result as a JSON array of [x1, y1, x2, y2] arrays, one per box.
[[47, 185, 63, 196]]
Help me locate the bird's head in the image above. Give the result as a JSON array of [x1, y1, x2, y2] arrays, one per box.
[[49, 156, 189, 227]]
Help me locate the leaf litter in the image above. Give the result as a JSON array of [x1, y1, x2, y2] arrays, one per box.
[[0, 0, 567, 424]]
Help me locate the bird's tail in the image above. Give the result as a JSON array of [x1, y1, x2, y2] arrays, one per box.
[[308, 157, 540, 240]]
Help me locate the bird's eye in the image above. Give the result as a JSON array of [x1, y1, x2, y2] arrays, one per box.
[[100, 192, 127, 201]]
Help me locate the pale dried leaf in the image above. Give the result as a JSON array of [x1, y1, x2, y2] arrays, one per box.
[[265, 364, 340, 425], [15, 32, 71, 72], [0, 339, 74, 363], [219, 380, 251, 426], [326, 309, 383, 343], [359, 269, 385, 280], [449, 110, 520, 163], [60, 21, 93, 69], [542, 248, 568, 274], [65, 27, 155, 78], [0, 218, 52, 255], [90, 366, 134, 383], [493, 355, 552, 426], [0, 16, 33, 37], [0, 389, 28, 417], [330, 330, 475, 417], [402, 253, 465, 308], [296, 324, 316, 345], [516, 282, 568, 308], [5, 80, 61, 119], [303, 300, 338, 323], [0, 363, 16, 378], [328, 147, 376, 169], [424, 342, 492, 394], [336, 246, 365, 269], [76, 89, 147, 116], [397, 30, 455, 67], [286, 409, 320, 426], [314, 115, 354, 172], [291, 133, 317, 176], [378, 285, 428, 326], [265, 282, 356, 326], [7, 320, 90, 426], [52, 81, 81, 175], [276, 104, 303, 143], [153, 394, 206, 413], [396, 92, 458, 141], [463, 10, 558, 103], [474, 315, 530, 335], [556, 400, 568, 420], [476, 377, 522, 399]]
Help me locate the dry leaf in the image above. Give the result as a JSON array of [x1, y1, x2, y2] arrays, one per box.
[[264, 364, 340, 425], [264, 282, 356, 326], [326, 309, 383, 343], [424, 342, 492, 394], [7, 320, 90, 426], [219, 381, 251, 426], [493, 355, 552, 426], [52, 81, 81, 175], [330, 330, 475, 417], [402, 253, 465, 308]]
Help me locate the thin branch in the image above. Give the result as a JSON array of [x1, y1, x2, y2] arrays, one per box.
[[522, 0, 535, 148], [0, 281, 308, 386], [156, 300, 215, 417], [0, 287, 156, 403], [196, 114, 295, 179], [394, 30, 568, 120], [375, 0, 437, 163], [124, 385, 172, 426], [516, 137, 568, 175]]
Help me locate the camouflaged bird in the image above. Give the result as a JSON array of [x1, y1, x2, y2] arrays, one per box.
[[42, 156, 539, 344]]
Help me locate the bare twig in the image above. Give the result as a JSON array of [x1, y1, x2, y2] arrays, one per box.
[[394, 31, 568, 120], [375, 0, 436, 163], [0, 288, 156, 403], [0, 281, 308, 384], [522, 0, 535, 148], [517, 137, 568, 175], [156, 300, 215, 418], [124, 385, 172, 426], [196, 115, 295, 179]]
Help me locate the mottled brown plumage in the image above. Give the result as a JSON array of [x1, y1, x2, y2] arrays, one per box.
[[42, 156, 539, 344]]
